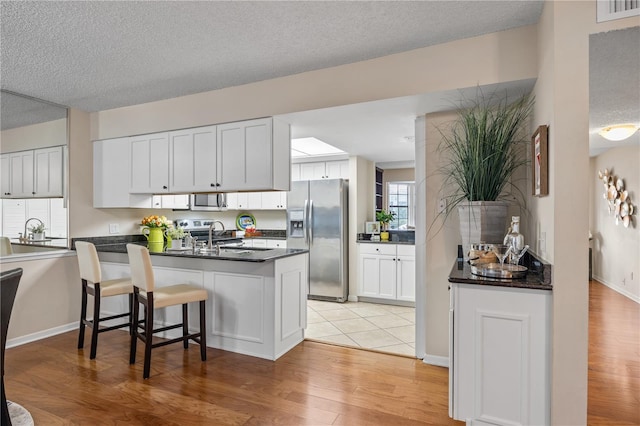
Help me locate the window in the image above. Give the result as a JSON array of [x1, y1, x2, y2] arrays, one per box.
[[387, 181, 415, 230]]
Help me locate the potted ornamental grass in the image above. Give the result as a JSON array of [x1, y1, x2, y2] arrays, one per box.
[[437, 91, 534, 259]]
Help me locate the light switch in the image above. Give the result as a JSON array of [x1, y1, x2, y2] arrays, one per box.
[[109, 224, 119, 234]]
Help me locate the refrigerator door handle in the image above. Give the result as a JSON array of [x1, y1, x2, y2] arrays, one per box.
[[304, 199, 309, 246], [308, 199, 314, 246]]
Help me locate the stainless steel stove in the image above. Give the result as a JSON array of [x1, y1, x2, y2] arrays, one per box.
[[174, 218, 234, 241]]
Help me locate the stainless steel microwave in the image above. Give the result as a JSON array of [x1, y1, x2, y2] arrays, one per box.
[[190, 193, 228, 211]]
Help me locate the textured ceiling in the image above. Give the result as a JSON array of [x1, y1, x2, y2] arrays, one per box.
[[1, 0, 543, 113], [589, 27, 640, 156], [5, 2, 630, 162]]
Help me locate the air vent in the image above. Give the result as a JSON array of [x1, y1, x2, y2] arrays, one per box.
[[597, 0, 640, 22]]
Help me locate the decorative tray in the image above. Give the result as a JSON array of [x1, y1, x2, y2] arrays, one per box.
[[470, 263, 528, 279]]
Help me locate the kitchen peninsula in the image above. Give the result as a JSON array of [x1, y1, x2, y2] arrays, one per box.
[[79, 237, 308, 361]]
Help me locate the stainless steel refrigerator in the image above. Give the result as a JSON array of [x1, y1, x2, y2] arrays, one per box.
[[287, 179, 348, 302]]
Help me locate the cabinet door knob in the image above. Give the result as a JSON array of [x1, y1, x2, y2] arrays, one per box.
[[211, 183, 216, 187], [32, 192, 36, 195], [162, 185, 167, 189], [216, 183, 221, 187]]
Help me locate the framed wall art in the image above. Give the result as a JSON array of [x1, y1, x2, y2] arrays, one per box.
[[532, 125, 549, 197]]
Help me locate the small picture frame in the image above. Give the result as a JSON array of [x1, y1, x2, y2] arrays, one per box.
[[365, 221, 380, 234], [532, 125, 549, 197]]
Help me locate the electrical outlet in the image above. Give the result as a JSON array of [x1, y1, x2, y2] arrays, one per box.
[[437, 198, 447, 214], [538, 231, 546, 253], [109, 224, 119, 234]]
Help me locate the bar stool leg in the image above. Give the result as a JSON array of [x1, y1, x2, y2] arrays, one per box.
[[143, 301, 153, 379], [77, 280, 88, 349], [200, 300, 207, 361], [182, 304, 189, 349], [89, 286, 101, 359], [129, 293, 139, 366], [128, 293, 134, 336]]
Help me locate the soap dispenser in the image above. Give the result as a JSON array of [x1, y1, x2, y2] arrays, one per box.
[[504, 216, 525, 264]]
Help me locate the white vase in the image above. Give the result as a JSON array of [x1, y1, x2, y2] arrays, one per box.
[[170, 239, 183, 249], [32, 232, 45, 241], [458, 201, 508, 260]]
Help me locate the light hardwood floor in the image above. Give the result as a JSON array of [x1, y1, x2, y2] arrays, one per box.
[[587, 280, 640, 425], [3, 280, 637, 425]]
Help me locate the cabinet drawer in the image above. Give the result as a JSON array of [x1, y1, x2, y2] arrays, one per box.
[[397, 245, 415, 257], [359, 243, 396, 256], [251, 239, 268, 248]]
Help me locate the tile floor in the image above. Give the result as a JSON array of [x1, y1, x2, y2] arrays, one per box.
[[305, 300, 416, 357]]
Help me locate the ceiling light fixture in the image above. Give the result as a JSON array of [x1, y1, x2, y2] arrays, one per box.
[[598, 124, 639, 141]]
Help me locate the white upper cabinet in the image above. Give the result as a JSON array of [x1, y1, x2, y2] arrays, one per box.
[[169, 126, 217, 193], [10, 151, 34, 198], [218, 118, 270, 191], [1, 154, 11, 197], [1, 147, 64, 199], [325, 160, 349, 179], [295, 159, 349, 181], [300, 162, 326, 180], [261, 191, 287, 210], [93, 138, 152, 208], [130, 132, 170, 194], [94, 117, 290, 204], [217, 117, 290, 192], [228, 192, 262, 210], [33, 146, 63, 197]]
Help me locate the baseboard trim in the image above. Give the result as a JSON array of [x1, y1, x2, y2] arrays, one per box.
[[347, 295, 359, 302], [6, 322, 77, 349], [423, 354, 449, 367], [593, 275, 640, 304]]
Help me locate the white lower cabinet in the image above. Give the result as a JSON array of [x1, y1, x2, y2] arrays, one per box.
[[205, 254, 307, 360], [266, 239, 287, 249], [450, 283, 551, 425], [98, 252, 308, 361], [243, 239, 286, 249], [358, 243, 415, 302]]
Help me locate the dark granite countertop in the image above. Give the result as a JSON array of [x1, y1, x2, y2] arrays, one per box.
[[448, 251, 552, 291], [72, 235, 306, 263]]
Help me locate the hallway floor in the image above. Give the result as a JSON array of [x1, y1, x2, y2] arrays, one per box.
[[305, 300, 415, 356]]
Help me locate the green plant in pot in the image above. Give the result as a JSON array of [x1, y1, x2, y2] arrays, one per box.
[[437, 91, 534, 259], [28, 222, 46, 239], [376, 210, 396, 241]]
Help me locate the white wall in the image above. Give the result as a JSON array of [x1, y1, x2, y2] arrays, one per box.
[[1, 254, 80, 342], [527, 3, 638, 425], [590, 145, 640, 302], [0, 118, 67, 153]]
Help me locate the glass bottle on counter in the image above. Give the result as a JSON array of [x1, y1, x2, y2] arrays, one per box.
[[504, 216, 525, 264]]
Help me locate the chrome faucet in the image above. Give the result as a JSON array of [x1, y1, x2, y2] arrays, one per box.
[[23, 218, 44, 241], [207, 221, 226, 250]]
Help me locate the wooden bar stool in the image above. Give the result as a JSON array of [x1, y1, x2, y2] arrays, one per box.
[[76, 241, 134, 359], [126, 244, 208, 379]]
